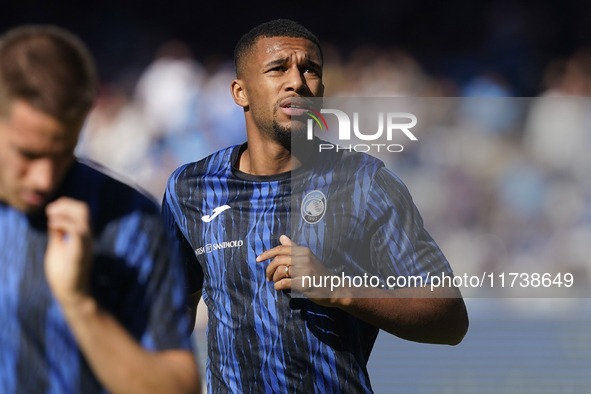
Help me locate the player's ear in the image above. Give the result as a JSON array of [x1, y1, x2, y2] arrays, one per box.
[[231, 79, 249, 108]]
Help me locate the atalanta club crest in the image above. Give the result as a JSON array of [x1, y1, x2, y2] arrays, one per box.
[[301, 190, 326, 224]]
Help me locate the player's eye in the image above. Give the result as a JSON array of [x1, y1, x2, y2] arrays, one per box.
[[18, 150, 41, 161], [303, 67, 320, 77]]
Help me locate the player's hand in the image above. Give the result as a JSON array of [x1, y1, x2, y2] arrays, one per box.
[[44, 197, 94, 308], [257, 235, 336, 307]]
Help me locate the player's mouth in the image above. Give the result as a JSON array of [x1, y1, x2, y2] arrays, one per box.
[[21, 190, 49, 208], [279, 98, 312, 116]]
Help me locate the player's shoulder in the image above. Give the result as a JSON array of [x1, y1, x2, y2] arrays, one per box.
[[164, 145, 240, 208], [168, 145, 238, 184], [313, 139, 410, 196], [316, 139, 386, 176], [73, 159, 157, 208], [66, 159, 161, 233]]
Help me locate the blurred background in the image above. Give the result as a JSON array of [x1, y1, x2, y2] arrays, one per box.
[[3, 0, 591, 392]]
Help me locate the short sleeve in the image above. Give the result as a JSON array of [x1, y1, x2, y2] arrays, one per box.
[[365, 166, 452, 282], [93, 209, 193, 351], [162, 189, 204, 294], [136, 213, 193, 350]]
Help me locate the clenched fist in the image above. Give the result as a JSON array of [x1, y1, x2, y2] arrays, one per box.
[[44, 197, 94, 307], [257, 235, 344, 307]]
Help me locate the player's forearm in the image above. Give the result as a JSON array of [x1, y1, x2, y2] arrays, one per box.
[[333, 289, 469, 345], [60, 296, 200, 394]]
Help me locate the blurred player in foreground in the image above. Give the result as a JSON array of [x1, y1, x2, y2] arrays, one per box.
[[0, 26, 200, 393], [164, 19, 468, 393]]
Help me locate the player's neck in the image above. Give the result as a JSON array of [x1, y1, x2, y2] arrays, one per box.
[[237, 131, 302, 176]]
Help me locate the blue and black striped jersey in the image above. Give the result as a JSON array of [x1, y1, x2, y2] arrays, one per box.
[[0, 161, 192, 394], [163, 140, 452, 393]]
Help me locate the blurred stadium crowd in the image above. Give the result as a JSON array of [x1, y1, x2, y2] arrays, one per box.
[[76, 41, 591, 300]]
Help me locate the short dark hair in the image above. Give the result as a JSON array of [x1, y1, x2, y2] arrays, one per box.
[[0, 25, 97, 124], [234, 19, 323, 78]]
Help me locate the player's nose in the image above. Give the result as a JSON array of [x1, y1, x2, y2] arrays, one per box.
[[284, 66, 308, 94], [26, 158, 57, 194]]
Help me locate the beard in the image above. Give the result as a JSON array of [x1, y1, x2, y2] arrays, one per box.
[[251, 102, 307, 148], [270, 118, 307, 142], [271, 117, 316, 162], [250, 96, 318, 152]]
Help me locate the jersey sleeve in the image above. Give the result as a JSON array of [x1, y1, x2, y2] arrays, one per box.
[[136, 212, 194, 350], [365, 166, 452, 282], [162, 188, 204, 295], [92, 208, 193, 352]]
